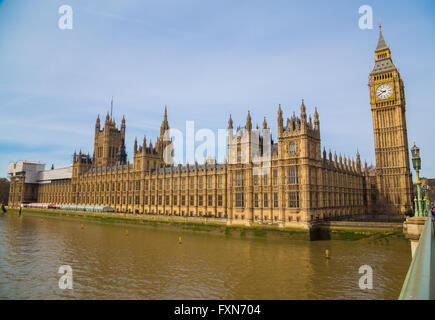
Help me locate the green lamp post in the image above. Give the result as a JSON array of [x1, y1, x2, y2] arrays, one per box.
[[410, 142, 427, 217], [422, 184, 431, 214]]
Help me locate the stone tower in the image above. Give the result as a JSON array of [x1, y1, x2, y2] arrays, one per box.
[[277, 100, 321, 223], [132, 106, 172, 171], [93, 98, 126, 168], [369, 23, 413, 214]]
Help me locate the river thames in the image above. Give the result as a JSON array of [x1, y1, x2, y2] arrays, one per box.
[[0, 212, 411, 300]]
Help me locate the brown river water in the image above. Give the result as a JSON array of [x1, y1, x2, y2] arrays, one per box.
[[0, 212, 411, 300]]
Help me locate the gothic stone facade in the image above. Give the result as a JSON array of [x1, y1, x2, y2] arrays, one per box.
[[8, 26, 412, 227]]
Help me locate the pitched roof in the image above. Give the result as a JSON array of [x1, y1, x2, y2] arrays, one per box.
[[376, 25, 388, 51]]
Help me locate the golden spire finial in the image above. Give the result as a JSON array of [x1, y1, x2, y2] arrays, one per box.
[[379, 19, 382, 30]]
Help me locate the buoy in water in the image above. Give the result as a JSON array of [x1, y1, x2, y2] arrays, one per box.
[[81, 224, 84, 229], [325, 249, 330, 259], [178, 236, 182, 244], [125, 229, 129, 236]]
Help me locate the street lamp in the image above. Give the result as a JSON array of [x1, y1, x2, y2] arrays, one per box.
[[411, 143, 421, 178], [410, 142, 426, 217]]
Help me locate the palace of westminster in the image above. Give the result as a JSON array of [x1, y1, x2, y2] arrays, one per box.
[[7, 26, 415, 228]]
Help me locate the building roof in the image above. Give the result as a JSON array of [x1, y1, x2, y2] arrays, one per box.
[[376, 26, 388, 51], [372, 59, 396, 75], [38, 167, 73, 183]]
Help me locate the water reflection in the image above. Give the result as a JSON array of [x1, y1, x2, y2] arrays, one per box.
[[0, 213, 410, 300]]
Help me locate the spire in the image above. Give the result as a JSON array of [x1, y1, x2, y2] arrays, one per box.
[[160, 105, 169, 136], [228, 114, 233, 129], [110, 96, 114, 119], [300, 99, 307, 124], [356, 149, 361, 171], [121, 115, 125, 127], [376, 20, 388, 51], [300, 99, 306, 114], [263, 116, 268, 129], [278, 104, 283, 132], [116, 138, 127, 165], [314, 107, 319, 131], [134, 137, 138, 154], [245, 110, 252, 131], [95, 114, 100, 130]]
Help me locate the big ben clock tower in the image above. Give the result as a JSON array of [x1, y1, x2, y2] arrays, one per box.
[[369, 23, 413, 215]]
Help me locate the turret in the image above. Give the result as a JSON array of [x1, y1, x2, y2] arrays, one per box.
[[300, 99, 307, 126], [95, 114, 100, 131], [160, 105, 169, 137], [356, 150, 361, 171], [116, 138, 127, 165], [134, 137, 138, 154], [121, 115, 126, 139], [277, 104, 283, 134], [143, 136, 147, 153], [314, 107, 319, 131], [245, 110, 252, 132], [228, 114, 233, 130]]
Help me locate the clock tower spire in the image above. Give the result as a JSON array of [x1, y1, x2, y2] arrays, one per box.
[[369, 23, 413, 215]]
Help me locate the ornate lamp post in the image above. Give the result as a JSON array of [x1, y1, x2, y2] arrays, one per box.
[[422, 184, 431, 215], [410, 142, 426, 217]]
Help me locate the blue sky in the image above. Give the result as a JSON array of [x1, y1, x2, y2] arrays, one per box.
[[0, 0, 434, 178]]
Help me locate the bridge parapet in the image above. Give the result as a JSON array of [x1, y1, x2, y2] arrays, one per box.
[[399, 212, 434, 300]]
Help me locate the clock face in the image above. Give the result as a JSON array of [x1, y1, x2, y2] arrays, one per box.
[[376, 84, 393, 100]]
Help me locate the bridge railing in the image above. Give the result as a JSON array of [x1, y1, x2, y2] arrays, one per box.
[[399, 212, 434, 300]]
